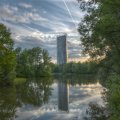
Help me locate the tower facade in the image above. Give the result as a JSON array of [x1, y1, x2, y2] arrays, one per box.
[[57, 35, 67, 65]]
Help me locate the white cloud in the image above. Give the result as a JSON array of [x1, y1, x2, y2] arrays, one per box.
[[0, 0, 85, 61], [19, 3, 32, 8], [0, 4, 47, 24]]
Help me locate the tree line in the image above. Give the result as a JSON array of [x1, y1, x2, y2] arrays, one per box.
[[0, 23, 101, 86], [51, 61, 98, 74], [0, 24, 52, 85], [15, 47, 51, 78]]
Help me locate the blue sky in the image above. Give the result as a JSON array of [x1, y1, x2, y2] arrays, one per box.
[[0, 0, 85, 61]]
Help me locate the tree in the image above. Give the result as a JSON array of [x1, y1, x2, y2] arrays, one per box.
[[16, 78, 53, 106], [0, 86, 17, 119], [0, 24, 16, 85], [78, 0, 120, 74], [84, 103, 110, 120], [37, 49, 52, 76], [15, 47, 52, 77], [78, 1, 120, 119], [105, 75, 120, 120]]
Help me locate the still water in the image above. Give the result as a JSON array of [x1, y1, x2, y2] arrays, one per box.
[[0, 75, 103, 120]]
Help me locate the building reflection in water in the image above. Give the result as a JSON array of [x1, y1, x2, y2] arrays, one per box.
[[58, 79, 69, 112]]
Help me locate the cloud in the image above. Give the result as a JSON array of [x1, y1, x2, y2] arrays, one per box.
[[0, 4, 47, 24], [19, 3, 32, 8], [0, 0, 85, 61]]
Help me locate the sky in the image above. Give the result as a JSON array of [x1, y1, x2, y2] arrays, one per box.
[[0, 0, 85, 62]]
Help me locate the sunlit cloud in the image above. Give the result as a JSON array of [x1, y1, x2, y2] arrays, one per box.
[[0, 0, 85, 61], [19, 3, 32, 8]]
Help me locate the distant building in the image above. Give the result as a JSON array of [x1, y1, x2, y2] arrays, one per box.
[[57, 35, 67, 65], [57, 35, 69, 111]]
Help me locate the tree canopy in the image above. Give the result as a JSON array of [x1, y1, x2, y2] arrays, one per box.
[[78, 0, 120, 74], [78, 0, 120, 119], [15, 47, 52, 78], [0, 24, 16, 85]]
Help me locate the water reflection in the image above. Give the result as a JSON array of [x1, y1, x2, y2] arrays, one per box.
[[58, 77, 69, 112], [0, 77, 53, 120], [0, 75, 103, 120], [0, 86, 17, 120], [16, 78, 53, 107], [57, 75, 100, 112]]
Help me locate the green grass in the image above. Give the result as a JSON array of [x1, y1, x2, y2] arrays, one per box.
[[14, 78, 26, 85]]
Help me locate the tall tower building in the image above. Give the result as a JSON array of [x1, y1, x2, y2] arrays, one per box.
[[57, 34, 69, 111], [57, 35, 67, 65]]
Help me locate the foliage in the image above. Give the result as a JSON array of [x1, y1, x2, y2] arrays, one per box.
[[78, 0, 120, 119], [15, 47, 52, 77], [15, 78, 53, 106], [52, 61, 98, 74], [0, 24, 16, 85], [78, 0, 120, 74], [0, 86, 17, 120], [54, 74, 98, 86], [0, 77, 53, 119], [105, 75, 120, 120], [14, 78, 26, 85], [85, 75, 120, 120], [84, 103, 110, 120]]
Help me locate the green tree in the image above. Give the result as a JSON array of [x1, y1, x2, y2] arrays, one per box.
[[106, 75, 120, 120], [37, 49, 51, 76], [78, 0, 120, 119], [0, 86, 17, 120], [84, 103, 110, 120], [15, 47, 52, 77], [52, 62, 98, 74], [0, 24, 16, 85], [78, 0, 120, 74], [16, 78, 53, 106]]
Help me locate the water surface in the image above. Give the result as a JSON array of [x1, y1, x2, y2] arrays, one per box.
[[0, 75, 103, 120]]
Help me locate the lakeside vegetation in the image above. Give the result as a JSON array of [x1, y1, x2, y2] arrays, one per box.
[[51, 61, 98, 74], [0, 0, 120, 119], [78, 0, 120, 119], [15, 47, 52, 78], [0, 77, 53, 120], [0, 23, 52, 85], [0, 23, 99, 86], [0, 24, 16, 85]]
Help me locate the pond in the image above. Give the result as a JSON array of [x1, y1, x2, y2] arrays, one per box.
[[0, 75, 103, 120]]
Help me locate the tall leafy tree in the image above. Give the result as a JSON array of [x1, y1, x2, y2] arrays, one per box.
[[15, 47, 52, 77], [0, 24, 16, 85], [78, 1, 120, 119], [78, 0, 120, 74]]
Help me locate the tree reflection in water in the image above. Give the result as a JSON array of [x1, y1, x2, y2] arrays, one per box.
[[0, 86, 17, 120], [16, 77, 53, 106], [54, 75, 98, 87], [0, 75, 101, 120], [0, 77, 53, 120]]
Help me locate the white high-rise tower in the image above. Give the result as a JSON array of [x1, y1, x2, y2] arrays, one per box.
[[57, 34, 67, 65]]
